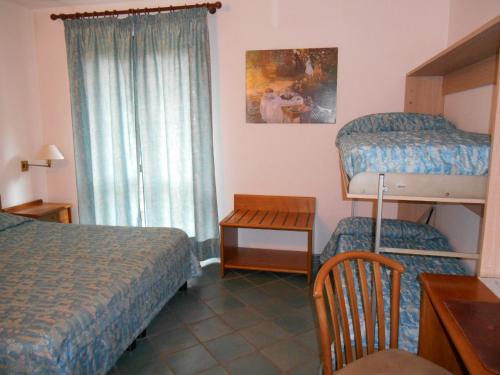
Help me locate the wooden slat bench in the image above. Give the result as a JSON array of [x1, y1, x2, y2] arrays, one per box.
[[220, 194, 316, 283]]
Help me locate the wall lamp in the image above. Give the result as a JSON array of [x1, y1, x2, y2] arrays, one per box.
[[21, 144, 64, 172]]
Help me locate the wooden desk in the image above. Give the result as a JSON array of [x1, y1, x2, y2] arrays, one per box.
[[4, 199, 72, 223], [419, 273, 499, 375], [220, 194, 315, 282]]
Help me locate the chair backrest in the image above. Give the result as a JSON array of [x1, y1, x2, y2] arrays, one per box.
[[313, 251, 405, 375]]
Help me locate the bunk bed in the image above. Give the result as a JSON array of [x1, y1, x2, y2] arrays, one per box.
[[320, 14, 500, 358], [336, 13, 500, 264], [337, 111, 490, 259]]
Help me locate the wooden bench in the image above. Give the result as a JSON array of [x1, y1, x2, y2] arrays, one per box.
[[220, 194, 316, 283]]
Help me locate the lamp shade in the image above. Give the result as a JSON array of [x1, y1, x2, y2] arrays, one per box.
[[37, 144, 64, 160]]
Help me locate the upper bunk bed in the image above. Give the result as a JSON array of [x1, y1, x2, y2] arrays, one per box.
[[338, 112, 490, 204], [339, 15, 500, 206]]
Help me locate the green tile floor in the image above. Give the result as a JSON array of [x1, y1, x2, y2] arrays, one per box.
[[109, 263, 321, 375]]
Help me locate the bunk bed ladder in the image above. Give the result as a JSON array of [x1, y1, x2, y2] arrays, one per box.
[[374, 174, 387, 255]]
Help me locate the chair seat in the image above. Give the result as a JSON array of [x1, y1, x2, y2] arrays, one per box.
[[336, 349, 452, 375]]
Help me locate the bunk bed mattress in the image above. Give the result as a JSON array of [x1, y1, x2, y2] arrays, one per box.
[[338, 129, 490, 179], [336, 112, 490, 179], [0, 214, 199, 375], [320, 217, 468, 353]]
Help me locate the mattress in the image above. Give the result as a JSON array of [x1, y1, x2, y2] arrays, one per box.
[[0, 213, 200, 375], [320, 217, 468, 353], [337, 113, 491, 179]]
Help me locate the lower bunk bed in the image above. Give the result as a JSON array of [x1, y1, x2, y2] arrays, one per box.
[[320, 216, 468, 353], [0, 212, 201, 375]]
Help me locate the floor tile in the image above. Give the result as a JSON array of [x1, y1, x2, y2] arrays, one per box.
[[261, 280, 304, 299], [197, 366, 230, 375], [238, 321, 289, 349], [190, 283, 232, 301], [107, 366, 121, 375], [272, 312, 315, 335], [282, 275, 310, 289], [244, 271, 279, 286], [286, 358, 321, 375], [189, 316, 233, 342], [252, 298, 295, 319], [293, 329, 320, 354], [120, 357, 174, 375], [166, 290, 200, 309], [219, 307, 263, 330], [223, 269, 245, 280], [205, 295, 245, 314], [169, 301, 216, 324], [147, 310, 182, 336], [220, 277, 255, 293], [278, 290, 312, 309], [205, 333, 255, 363], [226, 352, 280, 375], [261, 340, 317, 372], [232, 287, 275, 306], [113, 262, 322, 375], [164, 344, 217, 375], [149, 326, 198, 355], [116, 339, 157, 371]]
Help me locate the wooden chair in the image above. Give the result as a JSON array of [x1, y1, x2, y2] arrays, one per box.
[[313, 251, 451, 375]]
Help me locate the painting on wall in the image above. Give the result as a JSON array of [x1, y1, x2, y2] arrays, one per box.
[[246, 47, 338, 124]]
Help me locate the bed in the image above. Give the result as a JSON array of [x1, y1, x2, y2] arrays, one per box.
[[336, 112, 489, 260], [0, 212, 200, 375], [320, 216, 468, 353], [337, 112, 490, 202]]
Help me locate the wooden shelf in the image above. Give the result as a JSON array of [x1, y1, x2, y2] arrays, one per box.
[[224, 247, 308, 274], [408, 15, 500, 77], [401, 15, 500, 277], [220, 194, 316, 282]]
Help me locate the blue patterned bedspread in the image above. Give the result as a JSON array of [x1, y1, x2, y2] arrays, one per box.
[[320, 217, 468, 353], [336, 113, 490, 178], [0, 213, 199, 375]]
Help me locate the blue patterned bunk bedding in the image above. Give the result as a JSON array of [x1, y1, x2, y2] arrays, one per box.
[[320, 217, 468, 353], [336, 112, 491, 179], [0, 213, 200, 375]]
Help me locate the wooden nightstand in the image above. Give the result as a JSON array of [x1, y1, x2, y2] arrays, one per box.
[[4, 199, 72, 223]]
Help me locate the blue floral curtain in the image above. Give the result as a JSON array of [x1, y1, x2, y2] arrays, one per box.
[[64, 9, 219, 260]]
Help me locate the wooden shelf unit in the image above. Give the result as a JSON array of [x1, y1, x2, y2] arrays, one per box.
[[401, 15, 500, 277], [220, 194, 315, 282]]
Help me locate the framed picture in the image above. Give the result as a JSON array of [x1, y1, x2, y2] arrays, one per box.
[[246, 47, 338, 124]]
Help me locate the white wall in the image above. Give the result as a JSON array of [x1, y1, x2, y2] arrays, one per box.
[[447, 0, 500, 44], [434, 0, 500, 272], [33, 0, 451, 253], [0, 0, 47, 208]]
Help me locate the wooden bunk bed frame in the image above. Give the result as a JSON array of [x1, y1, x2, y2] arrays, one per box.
[[342, 15, 500, 271]]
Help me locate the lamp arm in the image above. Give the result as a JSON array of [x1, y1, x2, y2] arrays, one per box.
[[20, 160, 52, 172]]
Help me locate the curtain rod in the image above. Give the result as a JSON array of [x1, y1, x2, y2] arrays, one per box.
[[50, 1, 222, 20]]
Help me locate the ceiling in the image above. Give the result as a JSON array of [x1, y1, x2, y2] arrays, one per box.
[[7, 0, 145, 9]]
